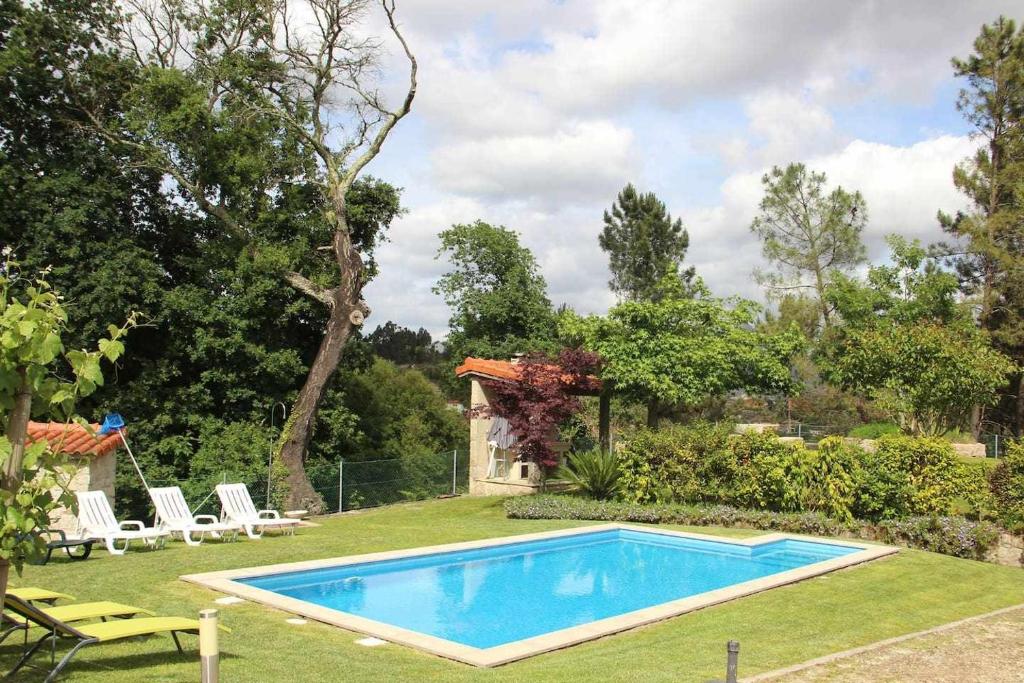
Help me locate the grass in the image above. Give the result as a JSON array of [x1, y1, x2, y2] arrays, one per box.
[[4, 496, 1023, 682]]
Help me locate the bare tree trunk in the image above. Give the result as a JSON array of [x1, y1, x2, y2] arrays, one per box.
[[0, 559, 8, 609], [646, 399, 660, 429], [1, 368, 31, 606], [599, 390, 611, 454], [278, 283, 364, 512], [970, 404, 983, 441], [1015, 374, 1024, 438], [1, 368, 31, 493]]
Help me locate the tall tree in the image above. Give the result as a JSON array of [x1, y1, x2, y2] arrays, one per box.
[[938, 16, 1024, 435], [65, 0, 418, 510], [750, 163, 867, 328], [434, 221, 557, 365], [824, 237, 1015, 436], [599, 184, 694, 301], [560, 276, 803, 427], [367, 322, 437, 365]]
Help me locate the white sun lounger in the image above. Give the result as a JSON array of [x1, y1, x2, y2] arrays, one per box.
[[149, 486, 240, 546], [74, 491, 169, 556], [215, 483, 300, 540]]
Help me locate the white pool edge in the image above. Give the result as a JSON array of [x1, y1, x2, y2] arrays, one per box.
[[180, 524, 898, 667]]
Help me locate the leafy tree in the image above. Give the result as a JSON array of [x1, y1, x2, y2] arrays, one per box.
[[434, 221, 557, 366], [367, 322, 439, 366], [61, 0, 418, 510], [0, 255, 132, 601], [750, 163, 867, 328], [937, 17, 1024, 434], [2, 0, 418, 516], [825, 238, 1015, 436], [599, 184, 695, 301], [827, 322, 1013, 436], [561, 277, 804, 427]]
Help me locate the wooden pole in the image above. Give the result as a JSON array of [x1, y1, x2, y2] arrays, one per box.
[[598, 390, 611, 454]]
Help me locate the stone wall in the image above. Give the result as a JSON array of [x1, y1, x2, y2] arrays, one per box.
[[48, 452, 116, 535], [989, 532, 1024, 567]]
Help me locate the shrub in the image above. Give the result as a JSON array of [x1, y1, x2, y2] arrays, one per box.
[[616, 422, 734, 505], [614, 424, 990, 523], [875, 516, 1000, 561], [557, 450, 622, 501], [991, 442, 1024, 527], [800, 437, 857, 521], [872, 435, 981, 516], [505, 495, 1002, 561], [729, 432, 803, 512]]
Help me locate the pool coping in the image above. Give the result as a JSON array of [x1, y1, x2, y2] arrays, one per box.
[[180, 524, 897, 667]]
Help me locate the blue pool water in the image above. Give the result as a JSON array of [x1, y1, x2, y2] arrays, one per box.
[[239, 529, 859, 649]]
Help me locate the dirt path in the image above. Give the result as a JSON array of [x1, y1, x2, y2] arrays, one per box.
[[762, 606, 1024, 682]]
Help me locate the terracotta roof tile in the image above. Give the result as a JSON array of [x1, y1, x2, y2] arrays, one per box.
[[455, 357, 602, 395], [25, 421, 122, 457]]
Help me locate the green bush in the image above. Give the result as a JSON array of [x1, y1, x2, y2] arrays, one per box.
[[991, 442, 1024, 528], [871, 435, 981, 516], [557, 450, 621, 500], [730, 432, 803, 512], [800, 437, 857, 521], [614, 425, 987, 522], [848, 422, 900, 439], [616, 422, 734, 504]]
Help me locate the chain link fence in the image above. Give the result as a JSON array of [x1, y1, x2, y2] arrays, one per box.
[[775, 422, 844, 445], [141, 448, 468, 519]]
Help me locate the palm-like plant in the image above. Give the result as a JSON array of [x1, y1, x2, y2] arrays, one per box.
[[557, 450, 622, 501]]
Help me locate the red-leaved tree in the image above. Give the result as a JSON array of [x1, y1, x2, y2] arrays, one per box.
[[480, 349, 602, 469]]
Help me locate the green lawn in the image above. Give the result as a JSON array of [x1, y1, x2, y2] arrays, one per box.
[[4, 496, 1023, 682]]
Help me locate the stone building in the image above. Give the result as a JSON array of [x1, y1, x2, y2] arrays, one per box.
[[25, 421, 122, 534], [455, 357, 604, 497]]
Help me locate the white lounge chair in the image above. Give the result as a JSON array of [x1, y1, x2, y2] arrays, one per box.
[[215, 483, 300, 540], [149, 486, 240, 546], [74, 491, 169, 556]]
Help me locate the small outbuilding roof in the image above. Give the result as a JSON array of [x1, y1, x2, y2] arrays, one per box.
[[25, 421, 123, 457], [455, 357, 602, 395]]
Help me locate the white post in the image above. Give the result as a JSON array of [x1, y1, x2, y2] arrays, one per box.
[[199, 609, 219, 683], [338, 458, 344, 513], [451, 449, 458, 495]]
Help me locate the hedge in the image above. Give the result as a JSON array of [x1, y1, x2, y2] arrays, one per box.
[[505, 494, 1002, 561], [614, 425, 992, 521]]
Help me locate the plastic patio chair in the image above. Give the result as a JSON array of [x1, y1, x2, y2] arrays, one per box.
[[149, 486, 240, 546], [74, 491, 169, 556], [215, 483, 300, 540]]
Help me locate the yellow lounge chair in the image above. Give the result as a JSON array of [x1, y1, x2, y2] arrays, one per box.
[[6, 588, 74, 604], [5, 594, 227, 682], [0, 600, 155, 646]]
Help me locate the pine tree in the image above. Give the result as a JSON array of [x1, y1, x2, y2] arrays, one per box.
[[750, 163, 867, 329], [599, 184, 695, 301], [938, 16, 1024, 434]]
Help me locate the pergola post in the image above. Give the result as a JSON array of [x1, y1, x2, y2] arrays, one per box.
[[599, 389, 611, 454]]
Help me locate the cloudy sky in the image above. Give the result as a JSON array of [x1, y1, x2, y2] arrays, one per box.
[[355, 0, 1020, 338]]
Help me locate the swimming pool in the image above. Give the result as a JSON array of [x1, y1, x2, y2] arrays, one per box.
[[182, 525, 896, 666]]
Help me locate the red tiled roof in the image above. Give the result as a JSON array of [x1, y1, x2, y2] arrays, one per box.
[[25, 421, 123, 457], [455, 357, 602, 395]]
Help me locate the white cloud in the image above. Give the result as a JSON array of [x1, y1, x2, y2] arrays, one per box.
[[431, 120, 636, 203], [723, 91, 842, 169], [355, 0, 1002, 338], [685, 135, 978, 303]]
